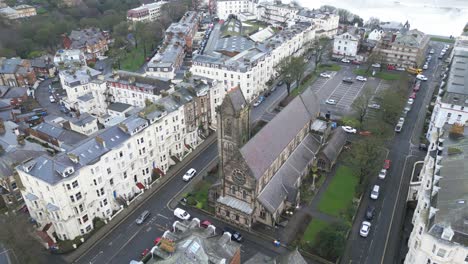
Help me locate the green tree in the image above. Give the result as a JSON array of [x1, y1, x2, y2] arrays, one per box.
[[314, 223, 348, 261], [378, 88, 405, 125], [351, 85, 374, 127], [345, 137, 383, 186]]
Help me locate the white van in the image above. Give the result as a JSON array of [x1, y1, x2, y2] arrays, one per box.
[[370, 185, 380, 200], [174, 208, 190, 220]]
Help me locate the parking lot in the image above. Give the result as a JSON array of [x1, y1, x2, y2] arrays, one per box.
[[311, 65, 393, 117]]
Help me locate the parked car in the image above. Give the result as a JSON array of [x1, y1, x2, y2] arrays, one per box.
[[413, 85, 420, 92], [223, 226, 244, 242], [320, 72, 331, 78], [49, 95, 56, 103], [416, 74, 428, 81], [365, 206, 376, 220], [341, 58, 351, 63], [407, 98, 414, 105], [378, 169, 387, 179], [277, 80, 284, 86], [136, 210, 151, 225], [174, 208, 191, 220], [359, 130, 372, 136], [342, 77, 354, 84], [423, 64, 428, 70], [356, 76, 367, 82], [154, 237, 162, 245], [342, 126, 357, 134], [371, 63, 381, 68], [253, 96, 265, 107], [429, 48, 435, 54], [325, 99, 337, 105], [182, 168, 197, 181], [360, 221, 371, 237], [383, 159, 391, 170], [141, 248, 150, 257], [200, 220, 213, 228], [368, 103, 381, 110], [351, 60, 361, 65], [409, 92, 417, 99], [387, 65, 396, 70], [419, 144, 428, 151], [396, 67, 406, 71], [370, 185, 380, 200]]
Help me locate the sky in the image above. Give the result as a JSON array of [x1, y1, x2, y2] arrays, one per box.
[[293, 0, 468, 36]]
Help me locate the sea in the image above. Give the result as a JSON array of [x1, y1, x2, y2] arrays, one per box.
[[293, 0, 468, 36]]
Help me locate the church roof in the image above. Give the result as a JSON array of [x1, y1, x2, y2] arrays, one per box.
[[240, 88, 319, 180], [320, 128, 347, 163]]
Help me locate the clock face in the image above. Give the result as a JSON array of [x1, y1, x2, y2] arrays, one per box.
[[232, 170, 246, 185]]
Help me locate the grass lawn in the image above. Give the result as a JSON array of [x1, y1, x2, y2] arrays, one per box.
[[430, 37, 455, 43], [318, 64, 341, 72], [318, 166, 358, 217], [120, 48, 145, 72], [353, 69, 400, 81], [290, 73, 317, 97], [303, 219, 329, 245]]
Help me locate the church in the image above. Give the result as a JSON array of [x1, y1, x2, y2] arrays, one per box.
[[214, 86, 323, 228]]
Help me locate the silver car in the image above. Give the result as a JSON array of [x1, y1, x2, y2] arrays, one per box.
[[136, 210, 150, 225]]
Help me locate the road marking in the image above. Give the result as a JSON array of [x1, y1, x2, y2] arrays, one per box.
[[157, 213, 169, 220], [106, 229, 142, 264], [146, 227, 152, 232], [380, 154, 412, 264]]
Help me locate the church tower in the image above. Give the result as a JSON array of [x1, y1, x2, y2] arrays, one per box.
[[216, 87, 250, 173]]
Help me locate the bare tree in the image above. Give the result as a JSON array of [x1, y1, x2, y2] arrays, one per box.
[[275, 56, 307, 95], [0, 212, 48, 264], [306, 38, 329, 72], [365, 17, 381, 28], [351, 85, 374, 127]]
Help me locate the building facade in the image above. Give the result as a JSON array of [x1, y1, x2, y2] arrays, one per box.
[[126, 1, 167, 23], [333, 31, 360, 58], [0, 58, 37, 87], [256, 1, 299, 25], [216, 0, 257, 20], [295, 9, 339, 38], [373, 22, 429, 68]]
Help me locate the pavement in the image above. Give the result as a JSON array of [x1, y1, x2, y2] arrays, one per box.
[[340, 41, 446, 264]]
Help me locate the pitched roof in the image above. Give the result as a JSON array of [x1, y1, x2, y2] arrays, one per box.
[[240, 88, 319, 179], [257, 134, 319, 213], [321, 128, 347, 162], [226, 86, 246, 112]]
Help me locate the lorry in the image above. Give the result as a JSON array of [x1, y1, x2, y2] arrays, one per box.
[[407, 67, 423, 75]]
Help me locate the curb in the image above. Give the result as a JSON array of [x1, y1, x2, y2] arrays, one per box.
[[68, 134, 217, 263]]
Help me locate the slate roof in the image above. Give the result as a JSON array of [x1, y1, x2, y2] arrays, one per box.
[[108, 102, 133, 113], [240, 88, 319, 180], [321, 128, 347, 163], [18, 125, 131, 185], [0, 58, 21, 74], [227, 86, 246, 112], [68, 113, 96, 127], [245, 248, 307, 264], [257, 134, 319, 213], [77, 93, 94, 102], [68, 28, 107, 49], [106, 71, 171, 94], [215, 36, 254, 54], [0, 149, 46, 178], [34, 122, 87, 146], [1, 87, 27, 98], [217, 196, 253, 214]]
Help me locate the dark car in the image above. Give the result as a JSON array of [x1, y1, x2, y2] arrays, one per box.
[[351, 60, 361, 65], [277, 80, 284, 86], [365, 205, 376, 220], [223, 226, 243, 242], [419, 144, 428, 151], [342, 77, 354, 84]]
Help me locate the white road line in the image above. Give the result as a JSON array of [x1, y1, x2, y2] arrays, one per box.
[[106, 229, 142, 264], [157, 213, 169, 220]]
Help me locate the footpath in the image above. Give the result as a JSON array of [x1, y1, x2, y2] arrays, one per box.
[[63, 133, 217, 263]]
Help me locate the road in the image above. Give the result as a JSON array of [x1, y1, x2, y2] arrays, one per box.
[[341, 42, 446, 264]]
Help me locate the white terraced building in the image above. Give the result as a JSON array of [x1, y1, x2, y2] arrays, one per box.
[[126, 1, 167, 23], [18, 91, 206, 240], [190, 22, 315, 102], [215, 0, 258, 20]]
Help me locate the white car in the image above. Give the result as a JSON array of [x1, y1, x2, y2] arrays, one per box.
[[341, 58, 351, 63], [371, 63, 381, 68], [370, 185, 380, 200], [325, 99, 337, 105], [429, 49, 435, 54], [396, 67, 406, 71], [360, 221, 371, 237], [182, 168, 197, 181], [49, 95, 56, 103], [407, 98, 414, 105], [342, 126, 357, 134], [378, 169, 387, 179], [368, 103, 381, 110], [416, 74, 428, 81], [174, 208, 191, 220], [356, 76, 367, 82], [320, 72, 331, 78], [423, 64, 428, 70]]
